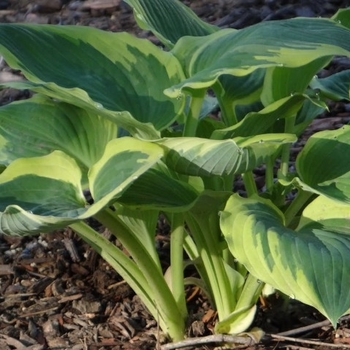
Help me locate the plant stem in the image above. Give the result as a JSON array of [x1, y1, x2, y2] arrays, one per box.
[[265, 157, 275, 191], [284, 190, 313, 227], [183, 89, 206, 137], [280, 115, 296, 178], [183, 231, 212, 293], [186, 212, 234, 320], [69, 221, 159, 321], [220, 99, 238, 126], [242, 171, 258, 197], [215, 273, 263, 334], [117, 208, 161, 268], [94, 209, 185, 341], [203, 176, 224, 191], [223, 174, 234, 192], [212, 82, 238, 126], [170, 214, 187, 318], [235, 273, 264, 311]]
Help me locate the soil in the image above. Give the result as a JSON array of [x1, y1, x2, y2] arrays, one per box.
[[1, 1, 350, 349]]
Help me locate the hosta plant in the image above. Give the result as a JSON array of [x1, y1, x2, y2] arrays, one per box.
[[0, 0, 350, 342]]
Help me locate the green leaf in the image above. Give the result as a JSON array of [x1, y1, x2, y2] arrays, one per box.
[[2, 80, 159, 140], [158, 137, 245, 177], [294, 97, 326, 136], [173, 94, 218, 130], [212, 94, 315, 139], [118, 161, 199, 211], [298, 195, 350, 234], [234, 101, 264, 123], [0, 151, 85, 214], [261, 56, 332, 106], [159, 134, 296, 178], [0, 24, 185, 135], [89, 138, 164, 205], [235, 133, 297, 172], [170, 29, 232, 83], [196, 116, 226, 139], [0, 151, 86, 235], [332, 8, 350, 29], [125, 0, 218, 48], [0, 95, 115, 173], [220, 194, 350, 326], [214, 70, 265, 126], [0, 138, 164, 235], [115, 207, 161, 268], [168, 18, 350, 97], [310, 70, 350, 101], [217, 70, 265, 105], [215, 305, 257, 335], [295, 126, 350, 202]]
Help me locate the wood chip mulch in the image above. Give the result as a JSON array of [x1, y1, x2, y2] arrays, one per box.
[[1, 0, 350, 349]]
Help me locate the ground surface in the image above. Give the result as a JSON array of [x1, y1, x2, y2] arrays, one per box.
[[1, 0, 350, 349]]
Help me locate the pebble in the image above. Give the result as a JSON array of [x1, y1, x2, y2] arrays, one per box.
[[0, 0, 9, 10], [28, 0, 63, 13]]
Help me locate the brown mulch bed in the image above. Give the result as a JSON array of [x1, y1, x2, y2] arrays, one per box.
[[0, 229, 161, 350], [1, 1, 350, 349]]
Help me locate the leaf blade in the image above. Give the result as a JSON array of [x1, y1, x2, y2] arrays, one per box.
[[221, 194, 350, 326], [169, 18, 350, 97], [296, 126, 350, 202], [0, 151, 86, 235], [125, 0, 218, 47], [0, 95, 115, 171], [89, 138, 164, 207], [0, 24, 185, 134]]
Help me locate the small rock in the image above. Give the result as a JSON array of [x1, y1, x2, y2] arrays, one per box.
[[72, 298, 101, 314], [0, 0, 9, 10], [30, 0, 63, 13], [68, 1, 84, 11], [42, 318, 61, 339], [344, 103, 350, 112], [47, 338, 69, 348], [24, 13, 49, 24], [189, 320, 206, 337], [295, 5, 316, 17]]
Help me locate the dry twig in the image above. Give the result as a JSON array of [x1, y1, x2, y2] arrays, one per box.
[[277, 314, 350, 337], [160, 334, 255, 350], [270, 334, 350, 349]]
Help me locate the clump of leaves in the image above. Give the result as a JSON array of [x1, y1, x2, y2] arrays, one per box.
[[0, 0, 350, 342]]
